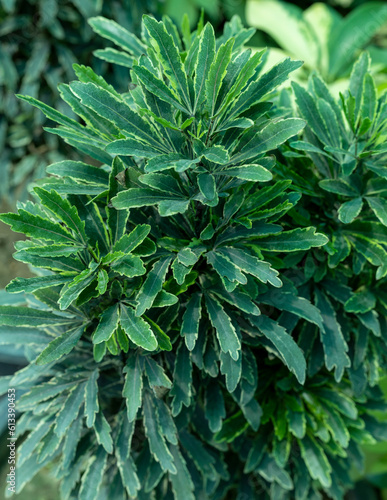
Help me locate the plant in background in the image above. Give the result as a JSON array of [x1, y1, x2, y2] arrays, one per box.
[[246, 0, 387, 91], [1, 13, 387, 500], [0, 0, 243, 206]]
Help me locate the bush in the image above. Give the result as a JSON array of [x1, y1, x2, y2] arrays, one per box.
[[1, 13, 387, 500]]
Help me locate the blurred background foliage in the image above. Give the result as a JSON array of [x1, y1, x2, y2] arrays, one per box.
[[2, 1, 387, 499]]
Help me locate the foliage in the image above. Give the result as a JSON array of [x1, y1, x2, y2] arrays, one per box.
[[1, 13, 387, 500], [246, 0, 387, 89], [0, 0, 243, 206]]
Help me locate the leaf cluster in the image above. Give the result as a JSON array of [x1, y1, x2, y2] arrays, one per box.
[[1, 13, 387, 500]]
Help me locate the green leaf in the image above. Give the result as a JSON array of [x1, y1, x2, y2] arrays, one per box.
[[75, 198, 110, 255], [181, 293, 202, 350], [206, 250, 247, 284], [205, 381, 226, 432], [110, 255, 146, 278], [254, 227, 328, 252], [338, 197, 363, 224], [34, 187, 87, 245], [93, 304, 120, 344], [55, 382, 86, 437], [194, 23, 215, 111], [112, 188, 178, 210], [217, 247, 282, 287], [114, 225, 151, 254], [221, 164, 272, 182], [214, 411, 249, 443], [206, 38, 234, 116], [143, 392, 177, 473], [201, 145, 230, 164], [0, 306, 74, 327], [85, 369, 99, 428], [94, 48, 134, 68], [96, 269, 109, 295], [212, 286, 260, 316], [135, 256, 172, 316], [170, 342, 192, 416], [198, 173, 216, 200], [0, 210, 77, 245], [328, 3, 387, 78], [94, 411, 113, 453], [120, 305, 157, 351], [88, 17, 146, 57], [298, 434, 332, 488], [70, 82, 161, 149], [144, 357, 172, 389], [6, 275, 72, 294], [252, 315, 306, 383], [58, 265, 97, 310], [133, 65, 190, 115], [123, 355, 143, 422], [143, 16, 192, 112], [231, 118, 305, 164], [292, 82, 330, 144], [345, 290, 376, 314], [36, 325, 86, 365], [205, 294, 240, 361], [79, 446, 108, 500], [315, 289, 350, 382], [366, 197, 387, 226], [319, 179, 358, 196], [46, 161, 109, 185], [168, 445, 195, 500], [225, 58, 302, 122]]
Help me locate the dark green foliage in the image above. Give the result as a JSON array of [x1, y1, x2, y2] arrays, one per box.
[[1, 13, 387, 500]]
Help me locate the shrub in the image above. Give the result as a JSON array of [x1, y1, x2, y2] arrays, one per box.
[[1, 13, 387, 500], [246, 0, 387, 87]]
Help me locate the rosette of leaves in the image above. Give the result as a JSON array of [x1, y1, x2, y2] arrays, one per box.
[[269, 53, 387, 405], [2, 13, 387, 500]]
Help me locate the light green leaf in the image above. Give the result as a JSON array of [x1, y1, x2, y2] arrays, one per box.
[[170, 342, 192, 416], [315, 289, 350, 382], [0, 306, 74, 327], [135, 256, 172, 316], [338, 197, 363, 224], [94, 411, 113, 453], [120, 305, 157, 351], [143, 392, 177, 473], [366, 196, 387, 226], [252, 315, 306, 383], [254, 227, 328, 252], [194, 23, 215, 111], [221, 164, 272, 182], [143, 16, 191, 112], [6, 275, 72, 294], [47, 161, 109, 185], [206, 38, 234, 116], [79, 446, 108, 500], [93, 304, 119, 344], [0, 210, 77, 245], [218, 247, 282, 287], [36, 325, 86, 365], [88, 17, 146, 57], [85, 369, 99, 428], [181, 293, 202, 350], [94, 48, 134, 68], [298, 434, 332, 488], [205, 294, 240, 361], [55, 382, 86, 437], [123, 355, 143, 422]]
